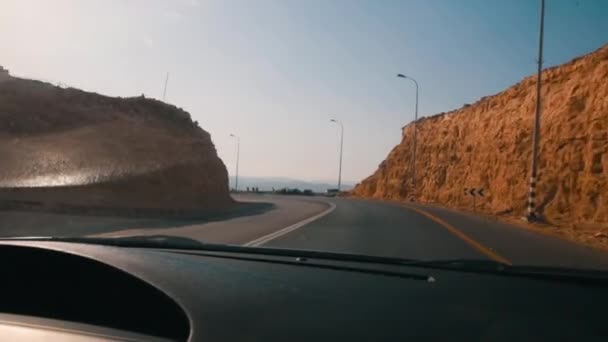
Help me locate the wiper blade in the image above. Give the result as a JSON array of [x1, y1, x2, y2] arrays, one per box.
[[0, 235, 423, 265], [3, 236, 607, 282], [402, 258, 608, 283], [0, 235, 205, 249], [401, 259, 510, 271], [0, 235, 434, 282]]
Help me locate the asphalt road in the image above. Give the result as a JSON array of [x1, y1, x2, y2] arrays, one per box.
[[94, 194, 329, 245], [95, 193, 608, 269], [2, 193, 608, 270], [259, 196, 608, 270]]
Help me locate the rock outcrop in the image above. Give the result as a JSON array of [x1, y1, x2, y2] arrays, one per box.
[[353, 44, 608, 229], [0, 77, 232, 212]]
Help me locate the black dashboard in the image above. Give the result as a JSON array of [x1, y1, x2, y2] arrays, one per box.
[[0, 240, 607, 341], [0, 244, 188, 341]]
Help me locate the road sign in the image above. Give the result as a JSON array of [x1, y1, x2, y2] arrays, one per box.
[[464, 187, 485, 212], [465, 188, 484, 197]]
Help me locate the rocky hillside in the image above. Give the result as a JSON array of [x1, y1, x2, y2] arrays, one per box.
[[353, 44, 608, 229], [0, 77, 232, 212]]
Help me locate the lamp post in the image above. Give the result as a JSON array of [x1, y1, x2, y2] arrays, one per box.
[[162, 72, 169, 102], [229, 134, 240, 192], [526, 0, 546, 222], [397, 73, 419, 200], [330, 119, 344, 192]]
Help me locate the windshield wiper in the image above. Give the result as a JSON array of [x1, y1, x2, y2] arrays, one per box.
[[2, 236, 607, 283], [400, 258, 608, 284], [0, 235, 206, 249], [401, 259, 511, 271], [0, 235, 422, 265], [0, 235, 434, 282]]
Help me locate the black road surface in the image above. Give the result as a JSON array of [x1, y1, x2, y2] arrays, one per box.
[[263, 197, 608, 270], [2, 194, 608, 270]]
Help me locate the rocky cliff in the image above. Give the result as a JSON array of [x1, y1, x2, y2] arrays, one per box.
[[0, 77, 232, 212], [353, 44, 608, 229]]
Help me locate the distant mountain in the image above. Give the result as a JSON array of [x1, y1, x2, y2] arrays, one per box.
[[229, 176, 354, 193]]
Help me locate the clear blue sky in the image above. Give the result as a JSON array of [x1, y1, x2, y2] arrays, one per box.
[[1, 0, 606, 183]]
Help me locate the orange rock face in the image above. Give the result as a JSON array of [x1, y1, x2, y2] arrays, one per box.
[[353, 44, 608, 228]]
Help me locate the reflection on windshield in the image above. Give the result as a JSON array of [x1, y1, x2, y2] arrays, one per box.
[[2, 172, 112, 188]]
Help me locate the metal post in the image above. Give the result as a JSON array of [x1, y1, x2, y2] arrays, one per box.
[[230, 134, 240, 191], [330, 119, 344, 192], [162, 72, 169, 102], [397, 74, 419, 201], [412, 78, 419, 200], [338, 122, 344, 192], [527, 0, 545, 221], [473, 194, 476, 213], [235, 138, 240, 192]]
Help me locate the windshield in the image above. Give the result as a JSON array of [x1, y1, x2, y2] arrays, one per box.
[[1, 0, 607, 271]]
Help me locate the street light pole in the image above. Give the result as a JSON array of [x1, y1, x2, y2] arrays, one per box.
[[330, 119, 344, 192], [397, 73, 419, 201], [230, 134, 240, 192], [527, 0, 545, 221], [162, 72, 169, 102]]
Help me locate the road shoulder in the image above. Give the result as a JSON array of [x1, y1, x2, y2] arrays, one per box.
[[93, 194, 332, 245], [403, 201, 608, 269]]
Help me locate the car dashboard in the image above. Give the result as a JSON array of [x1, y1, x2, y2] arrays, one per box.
[[0, 240, 606, 341]]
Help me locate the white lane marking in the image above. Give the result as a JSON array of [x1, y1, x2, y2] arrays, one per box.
[[243, 202, 337, 247]]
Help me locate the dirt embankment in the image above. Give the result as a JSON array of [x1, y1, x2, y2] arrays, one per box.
[[0, 77, 233, 214], [353, 44, 608, 238]]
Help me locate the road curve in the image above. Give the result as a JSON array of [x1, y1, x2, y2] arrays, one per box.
[[3, 192, 608, 270], [262, 197, 608, 270], [93, 194, 330, 245]]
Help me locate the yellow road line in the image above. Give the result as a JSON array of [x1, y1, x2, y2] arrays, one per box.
[[402, 204, 512, 265]]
